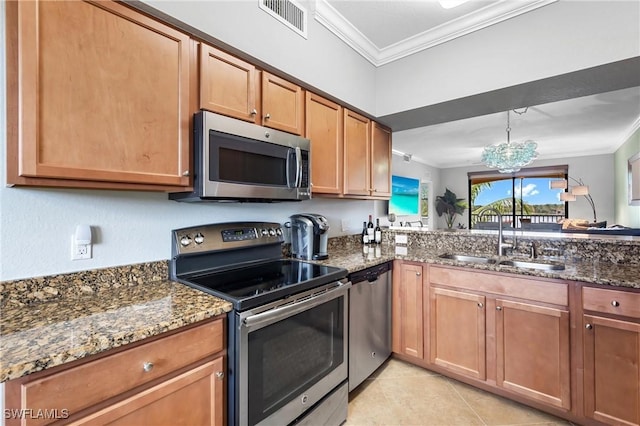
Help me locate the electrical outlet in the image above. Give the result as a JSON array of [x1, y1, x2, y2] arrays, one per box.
[[71, 238, 92, 260]]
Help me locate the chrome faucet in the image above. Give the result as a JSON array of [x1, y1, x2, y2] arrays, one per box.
[[481, 207, 515, 256]]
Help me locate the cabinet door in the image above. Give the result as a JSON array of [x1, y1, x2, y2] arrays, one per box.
[[261, 72, 304, 135], [584, 315, 640, 426], [495, 299, 571, 410], [69, 357, 225, 426], [430, 287, 486, 380], [370, 122, 391, 198], [392, 263, 424, 359], [343, 109, 371, 196], [305, 92, 343, 194], [8, 0, 191, 188], [199, 44, 258, 123]]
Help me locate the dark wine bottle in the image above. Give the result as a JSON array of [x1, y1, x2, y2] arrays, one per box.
[[374, 218, 382, 244], [366, 215, 374, 243], [361, 221, 370, 244]]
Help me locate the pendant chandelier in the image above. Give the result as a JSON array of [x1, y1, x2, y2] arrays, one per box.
[[481, 109, 538, 173]]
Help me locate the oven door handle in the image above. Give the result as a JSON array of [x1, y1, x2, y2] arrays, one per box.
[[242, 281, 351, 330]]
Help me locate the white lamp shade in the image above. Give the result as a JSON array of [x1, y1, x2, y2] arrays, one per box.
[[560, 192, 576, 201], [571, 185, 589, 196], [550, 179, 568, 189]]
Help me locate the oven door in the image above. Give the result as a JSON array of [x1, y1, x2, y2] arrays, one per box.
[[236, 281, 350, 426]]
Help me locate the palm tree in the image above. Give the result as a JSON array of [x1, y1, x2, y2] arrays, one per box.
[[473, 198, 534, 226]]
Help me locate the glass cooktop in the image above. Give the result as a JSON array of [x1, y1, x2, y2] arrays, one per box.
[[179, 259, 347, 311]]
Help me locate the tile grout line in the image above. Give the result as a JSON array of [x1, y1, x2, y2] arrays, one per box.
[[444, 376, 489, 426]]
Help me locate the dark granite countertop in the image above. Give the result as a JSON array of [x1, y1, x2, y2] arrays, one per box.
[[0, 263, 232, 383], [317, 243, 640, 290]]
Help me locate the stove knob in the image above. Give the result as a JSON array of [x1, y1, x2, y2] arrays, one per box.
[[261, 228, 269, 237], [194, 233, 205, 244], [180, 235, 192, 247], [269, 228, 276, 236], [275, 228, 283, 236]]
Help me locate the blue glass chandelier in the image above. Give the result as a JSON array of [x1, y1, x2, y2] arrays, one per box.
[[482, 110, 538, 173]]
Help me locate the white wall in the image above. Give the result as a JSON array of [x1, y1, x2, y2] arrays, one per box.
[[438, 154, 615, 229], [375, 0, 640, 116]]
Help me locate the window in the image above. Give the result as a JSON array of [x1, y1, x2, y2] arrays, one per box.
[[468, 166, 568, 229]]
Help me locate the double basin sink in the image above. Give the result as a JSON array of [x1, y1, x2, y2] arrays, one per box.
[[439, 253, 565, 271]]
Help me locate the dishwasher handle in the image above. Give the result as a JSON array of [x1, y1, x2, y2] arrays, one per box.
[[349, 262, 391, 285]]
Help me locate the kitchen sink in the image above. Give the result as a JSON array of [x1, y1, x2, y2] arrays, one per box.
[[498, 259, 565, 271], [439, 254, 497, 264]]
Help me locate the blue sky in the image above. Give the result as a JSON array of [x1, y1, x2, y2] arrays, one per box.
[[474, 178, 563, 206]]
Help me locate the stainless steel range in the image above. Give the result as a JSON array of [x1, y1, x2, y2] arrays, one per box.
[[169, 222, 349, 426]]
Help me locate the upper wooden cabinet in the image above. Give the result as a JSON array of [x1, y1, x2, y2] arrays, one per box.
[[261, 72, 305, 135], [341, 109, 391, 199], [199, 44, 258, 123], [343, 109, 371, 197], [305, 92, 343, 195], [6, 0, 192, 190], [199, 44, 304, 135], [370, 122, 392, 198]]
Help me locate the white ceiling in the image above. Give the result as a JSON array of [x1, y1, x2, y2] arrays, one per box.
[[318, 0, 640, 168]]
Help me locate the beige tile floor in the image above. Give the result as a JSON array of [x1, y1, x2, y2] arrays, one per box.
[[345, 358, 572, 426]]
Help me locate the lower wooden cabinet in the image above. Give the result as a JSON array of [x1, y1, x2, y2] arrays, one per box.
[[495, 299, 571, 410], [392, 261, 424, 360], [582, 285, 640, 426], [430, 287, 486, 380], [5, 319, 225, 426], [68, 357, 224, 426]]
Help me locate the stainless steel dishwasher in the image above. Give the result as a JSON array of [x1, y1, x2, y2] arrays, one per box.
[[348, 261, 392, 392]]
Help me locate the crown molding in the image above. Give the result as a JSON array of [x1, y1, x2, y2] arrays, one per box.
[[615, 115, 640, 151], [314, 0, 558, 67]]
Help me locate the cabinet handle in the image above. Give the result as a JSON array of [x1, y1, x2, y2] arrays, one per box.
[[142, 362, 154, 372], [216, 371, 225, 380], [416, 272, 421, 276], [250, 109, 257, 116], [264, 113, 271, 120], [611, 300, 620, 307], [182, 170, 190, 177], [585, 324, 593, 330], [496, 306, 502, 311], [477, 302, 484, 308]]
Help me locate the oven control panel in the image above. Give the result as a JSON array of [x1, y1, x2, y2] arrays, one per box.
[[172, 222, 284, 255]]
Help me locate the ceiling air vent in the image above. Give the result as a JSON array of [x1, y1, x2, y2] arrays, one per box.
[[259, 0, 307, 39]]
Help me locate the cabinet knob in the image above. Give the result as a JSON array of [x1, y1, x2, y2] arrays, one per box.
[[416, 272, 421, 276], [611, 300, 620, 307], [585, 323, 593, 330], [264, 113, 271, 120], [477, 302, 484, 309], [142, 362, 154, 372], [250, 109, 257, 116], [216, 371, 224, 380], [371, 352, 376, 358], [182, 170, 190, 177], [496, 306, 502, 311]]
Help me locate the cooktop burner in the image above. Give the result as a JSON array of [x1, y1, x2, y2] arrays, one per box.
[[180, 259, 346, 311], [170, 222, 347, 311]]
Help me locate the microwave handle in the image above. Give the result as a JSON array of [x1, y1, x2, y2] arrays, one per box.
[[294, 146, 302, 188], [286, 147, 302, 188]]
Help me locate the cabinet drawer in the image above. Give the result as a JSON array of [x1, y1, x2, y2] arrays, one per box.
[[429, 265, 568, 306], [583, 287, 640, 319], [17, 319, 223, 425]]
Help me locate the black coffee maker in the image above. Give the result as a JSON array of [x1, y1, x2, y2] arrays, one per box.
[[289, 213, 330, 260]]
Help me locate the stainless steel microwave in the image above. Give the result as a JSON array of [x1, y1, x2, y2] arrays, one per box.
[[170, 111, 311, 202]]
